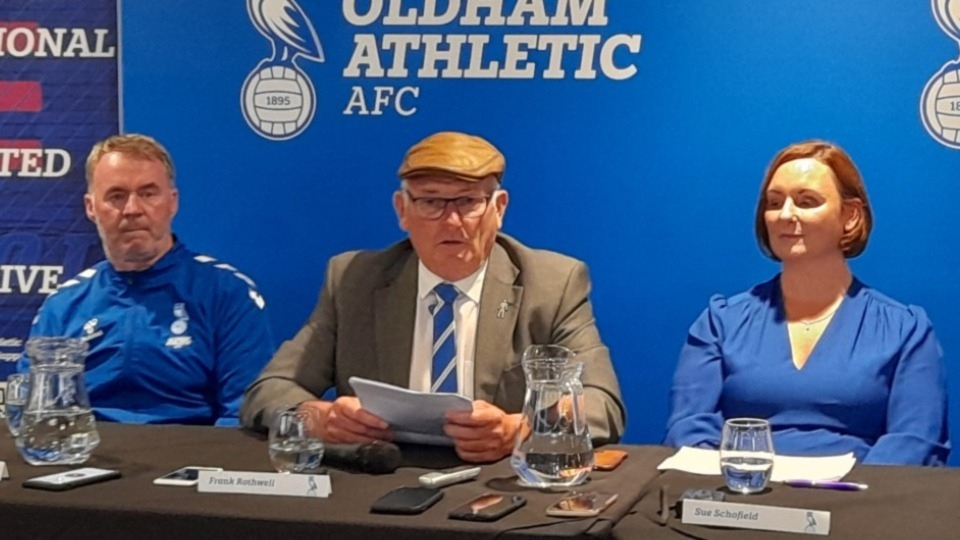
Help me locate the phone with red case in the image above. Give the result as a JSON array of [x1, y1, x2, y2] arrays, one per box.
[[593, 449, 628, 471], [546, 492, 618, 517], [449, 494, 526, 522]]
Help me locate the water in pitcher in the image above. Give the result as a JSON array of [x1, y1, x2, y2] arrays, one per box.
[[17, 407, 100, 465]]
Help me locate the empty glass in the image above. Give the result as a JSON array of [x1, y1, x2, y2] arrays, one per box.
[[5, 373, 29, 437], [268, 406, 325, 474], [720, 418, 775, 494]]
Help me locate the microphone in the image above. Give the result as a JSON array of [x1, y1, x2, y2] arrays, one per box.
[[322, 440, 401, 474]]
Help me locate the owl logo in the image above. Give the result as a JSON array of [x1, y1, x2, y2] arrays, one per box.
[[241, 0, 324, 141], [921, 0, 960, 149]]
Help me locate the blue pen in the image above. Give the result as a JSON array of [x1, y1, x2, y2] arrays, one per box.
[[784, 480, 868, 491]]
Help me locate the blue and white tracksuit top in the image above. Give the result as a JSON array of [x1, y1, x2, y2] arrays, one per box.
[[21, 241, 276, 426]]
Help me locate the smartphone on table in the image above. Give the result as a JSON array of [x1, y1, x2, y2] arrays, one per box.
[[448, 493, 526, 522], [370, 486, 444, 515], [593, 449, 628, 471], [545, 491, 618, 517], [23, 467, 122, 491], [153, 466, 223, 486]]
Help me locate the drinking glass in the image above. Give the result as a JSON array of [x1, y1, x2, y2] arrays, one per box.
[[719, 418, 774, 494], [268, 406, 325, 474], [4, 373, 29, 437]]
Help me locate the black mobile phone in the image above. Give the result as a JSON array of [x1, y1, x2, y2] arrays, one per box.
[[448, 493, 526, 522], [370, 486, 444, 515], [153, 466, 224, 487], [23, 467, 122, 492]]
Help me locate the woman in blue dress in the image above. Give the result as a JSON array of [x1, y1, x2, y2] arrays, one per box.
[[664, 140, 949, 466]]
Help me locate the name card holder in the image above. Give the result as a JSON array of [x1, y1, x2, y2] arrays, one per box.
[[682, 499, 830, 536], [197, 470, 331, 498]]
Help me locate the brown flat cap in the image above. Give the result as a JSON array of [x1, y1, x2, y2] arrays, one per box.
[[398, 131, 505, 182]]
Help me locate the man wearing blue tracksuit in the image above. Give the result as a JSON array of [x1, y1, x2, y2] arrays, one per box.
[[21, 134, 274, 426]]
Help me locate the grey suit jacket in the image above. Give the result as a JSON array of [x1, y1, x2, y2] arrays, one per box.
[[241, 234, 625, 442]]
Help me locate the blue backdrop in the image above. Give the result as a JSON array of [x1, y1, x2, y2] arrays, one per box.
[[117, 1, 960, 464]]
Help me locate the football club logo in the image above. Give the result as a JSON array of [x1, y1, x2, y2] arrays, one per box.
[[241, 0, 324, 141], [167, 302, 192, 348], [922, 0, 960, 149], [81, 318, 103, 342]]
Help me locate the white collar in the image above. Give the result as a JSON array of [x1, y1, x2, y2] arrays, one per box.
[[417, 260, 487, 304]]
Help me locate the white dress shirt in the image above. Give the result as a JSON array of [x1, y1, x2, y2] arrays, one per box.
[[408, 261, 487, 398]]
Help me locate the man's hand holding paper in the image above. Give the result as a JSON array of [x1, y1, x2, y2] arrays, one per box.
[[445, 401, 522, 462], [303, 397, 393, 444], [349, 377, 473, 446]]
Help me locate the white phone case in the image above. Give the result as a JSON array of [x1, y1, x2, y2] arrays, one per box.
[[418, 465, 482, 488]]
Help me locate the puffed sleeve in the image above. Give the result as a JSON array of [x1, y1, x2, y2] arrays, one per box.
[[863, 306, 950, 465], [663, 295, 728, 448]]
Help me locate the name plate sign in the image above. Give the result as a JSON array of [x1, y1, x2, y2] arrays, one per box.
[[197, 470, 331, 498], [682, 499, 830, 536], [0, 461, 8, 481]]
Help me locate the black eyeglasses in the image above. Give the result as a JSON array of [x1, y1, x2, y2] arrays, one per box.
[[404, 191, 495, 220]]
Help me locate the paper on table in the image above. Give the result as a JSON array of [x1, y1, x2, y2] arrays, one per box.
[[349, 376, 473, 446], [657, 446, 857, 482], [0, 461, 8, 481]]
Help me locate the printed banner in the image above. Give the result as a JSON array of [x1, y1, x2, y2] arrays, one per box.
[[119, 1, 960, 463], [0, 0, 117, 389]]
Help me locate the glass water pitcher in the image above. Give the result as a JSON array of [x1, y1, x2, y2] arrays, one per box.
[[510, 344, 594, 488], [16, 337, 100, 466]]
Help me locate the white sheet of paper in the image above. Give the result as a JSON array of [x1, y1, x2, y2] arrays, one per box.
[[348, 376, 473, 446], [0, 461, 8, 481], [657, 446, 856, 482]]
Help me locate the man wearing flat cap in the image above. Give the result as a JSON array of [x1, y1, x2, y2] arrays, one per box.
[[241, 131, 625, 462]]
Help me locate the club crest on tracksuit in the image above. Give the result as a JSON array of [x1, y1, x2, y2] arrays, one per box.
[[166, 302, 193, 349]]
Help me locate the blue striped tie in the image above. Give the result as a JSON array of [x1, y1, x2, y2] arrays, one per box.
[[430, 283, 459, 393]]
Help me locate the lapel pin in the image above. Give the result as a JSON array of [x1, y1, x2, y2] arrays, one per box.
[[497, 300, 510, 319]]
